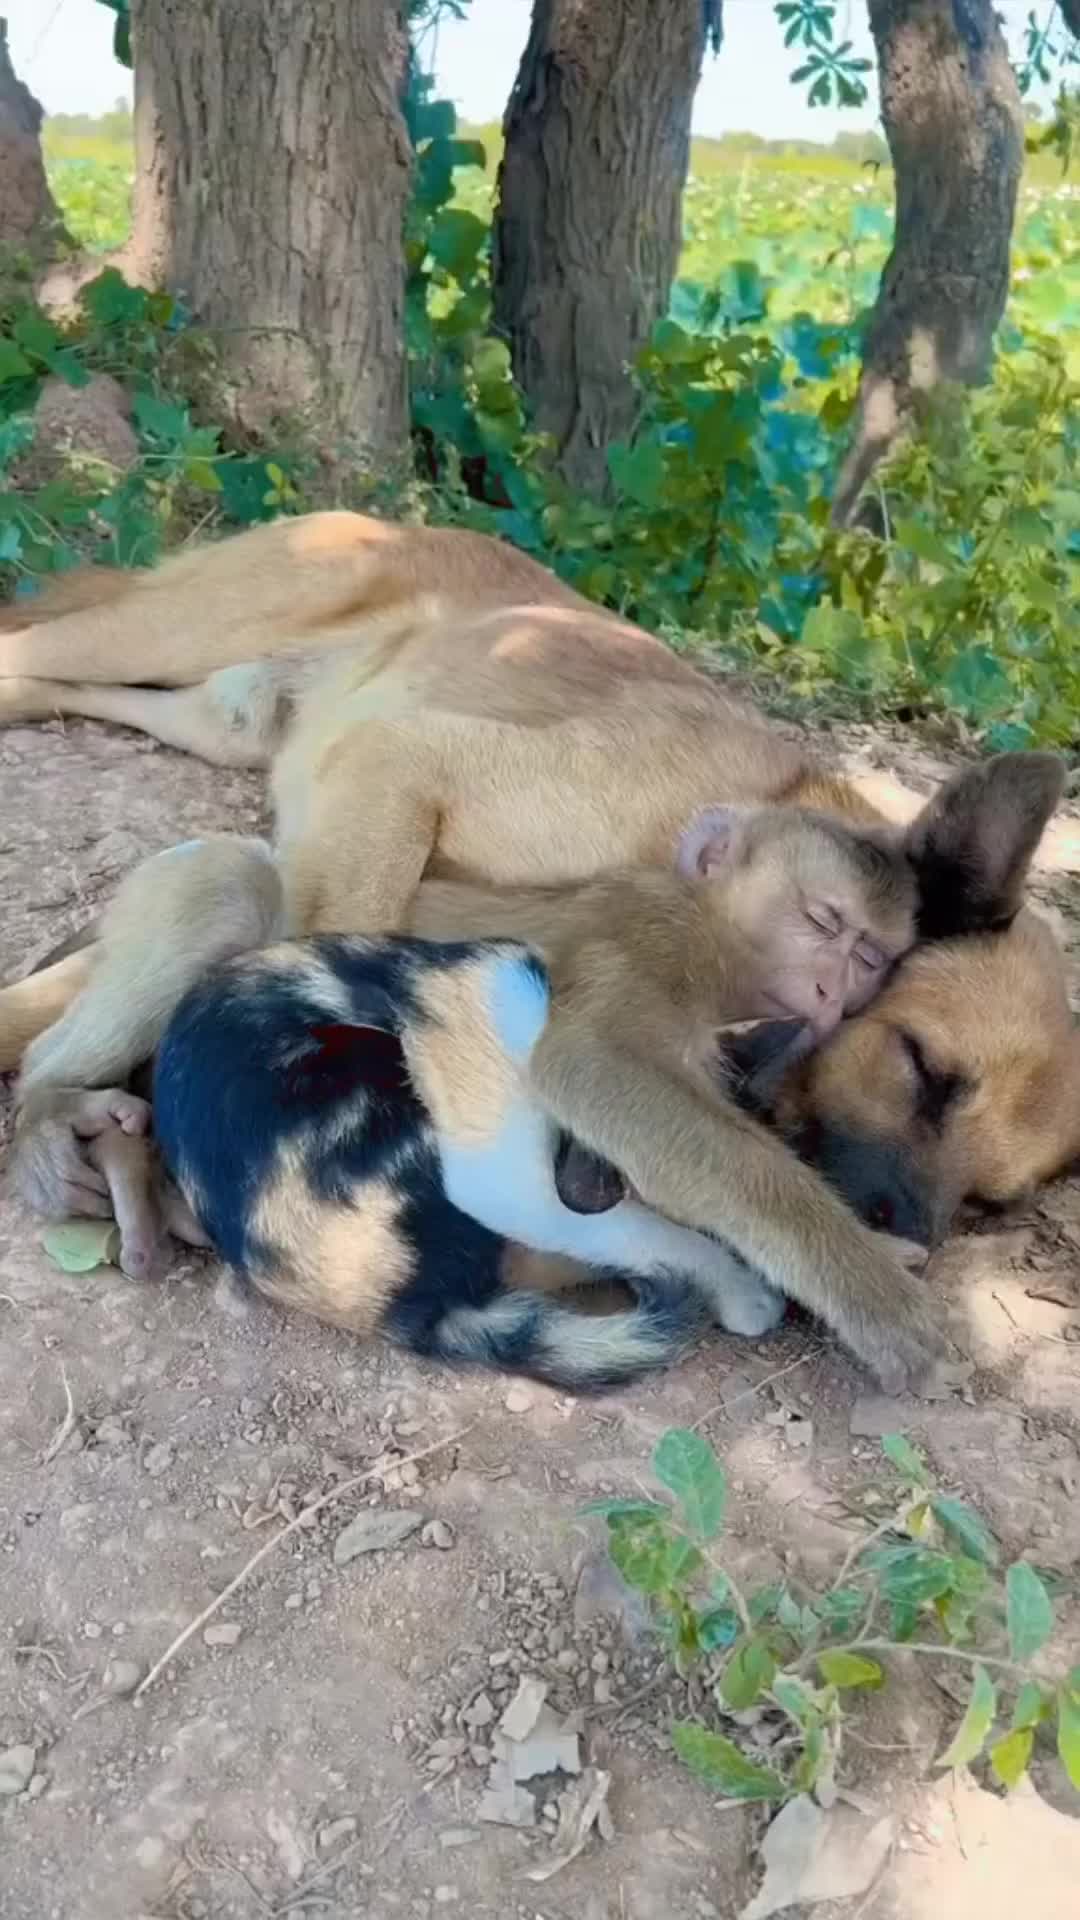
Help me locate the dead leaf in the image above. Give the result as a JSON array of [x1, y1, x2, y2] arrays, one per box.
[[521, 1767, 612, 1882], [740, 1795, 895, 1920]]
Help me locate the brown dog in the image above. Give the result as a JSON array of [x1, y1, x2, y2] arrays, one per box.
[[0, 513, 1074, 1389]]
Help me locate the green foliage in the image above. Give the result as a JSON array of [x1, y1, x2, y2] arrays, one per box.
[[587, 1428, 1076, 1803]]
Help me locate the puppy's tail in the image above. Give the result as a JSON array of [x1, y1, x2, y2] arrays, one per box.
[[387, 1269, 711, 1392]]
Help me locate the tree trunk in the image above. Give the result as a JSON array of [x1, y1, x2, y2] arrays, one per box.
[[831, 0, 1023, 527], [492, 0, 720, 496], [0, 19, 70, 261], [128, 0, 411, 466]]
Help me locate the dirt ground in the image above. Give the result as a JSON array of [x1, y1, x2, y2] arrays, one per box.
[[1, 703, 1079, 1920]]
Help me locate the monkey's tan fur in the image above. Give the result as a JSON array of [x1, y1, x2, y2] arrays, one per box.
[[0, 512, 1075, 1391]]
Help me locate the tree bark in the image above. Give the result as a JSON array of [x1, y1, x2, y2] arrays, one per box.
[[492, 0, 720, 496], [831, 0, 1023, 526], [128, 0, 411, 465], [0, 19, 70, 261]]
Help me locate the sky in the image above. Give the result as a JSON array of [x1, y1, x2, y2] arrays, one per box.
[[4, 0, 1059, 138]]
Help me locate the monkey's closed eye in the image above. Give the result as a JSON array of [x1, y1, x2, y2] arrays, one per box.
[[806, 905, 843, 939], [854, 938, 887, 971]]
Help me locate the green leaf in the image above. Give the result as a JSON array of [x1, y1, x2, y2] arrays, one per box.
[[989, 1726, 1034, 1790], [1056, 1683, 1080, 1790], [938, 1663, 997, 1770], [608, 1516, 701, 1594], [1011, 1681, 1052, 1731], [41, 1220, 122, 1273], [881, 1433, 931, 1486], [772, 1674, 815, 1725], [608, 437, 666, 509], [653, 1429, 726, 1539], [895, 518, 958, 570], [869, 1544, 954, 1606], [720, 1635, 777, 1709], [0, 341, 33, 384], [931, 1497, 1000, 1569], [427, 207, 488, 283], [698, 1606, 741, 1652], [1005, 1561, 1054, 1663], [14, 310, 61, 361], [133, 391, 189, 444], [940, 648, 1015, 724], [817, 1588, 865, 1635], [816, 1651, 885, 1691], [671, 1723, 786, 1801]]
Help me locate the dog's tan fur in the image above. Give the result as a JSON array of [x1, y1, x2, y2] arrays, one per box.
[[0, 512, 1076, 1391]]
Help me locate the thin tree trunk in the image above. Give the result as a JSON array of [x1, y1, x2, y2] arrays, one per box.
[[0, 20, 70, 261], [831, 0, 1023, 527], [128, 0, 411, 466], [492, 0, 721, 497]]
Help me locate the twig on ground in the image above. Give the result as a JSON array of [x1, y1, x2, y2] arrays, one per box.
[[133, 1424, 474, 1700], [41, 1363, 76, 1463]]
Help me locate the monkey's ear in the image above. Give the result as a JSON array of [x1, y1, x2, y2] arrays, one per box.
[[676, 805, 753, 880], [902, 751, 1065, 939]]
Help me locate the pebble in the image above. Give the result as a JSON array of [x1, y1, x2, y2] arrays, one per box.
[[488, 1648, 514, 1668], [103, 1658, 143, 1696], [504, 1388, 532, 1413], [0, 1745, 36, 1797], [144, 1441, 174, 1478], [203, 1621, 243, 1648], [463, 1691, 495, 1730], [284, 1592, 303, 1612], [434, 1887, 459, 1904], [318, 1816, 357, 1852], [421, 1519, 455, 1551], [593, 1676, 614, 1705]]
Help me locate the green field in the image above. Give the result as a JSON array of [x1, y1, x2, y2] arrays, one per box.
[[43, 118, 1080, 362]]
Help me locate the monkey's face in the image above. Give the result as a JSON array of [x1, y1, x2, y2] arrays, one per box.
[[763, 912, 1080, 1247], [713, 815, 918, 1038]]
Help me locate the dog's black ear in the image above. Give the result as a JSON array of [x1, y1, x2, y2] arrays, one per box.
[[903, 752, 1065, 940]]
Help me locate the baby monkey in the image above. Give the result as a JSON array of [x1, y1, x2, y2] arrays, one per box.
[[12, 802, 918, 1388]]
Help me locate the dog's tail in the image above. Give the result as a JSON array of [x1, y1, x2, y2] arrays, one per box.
[[386, 1268, 711, 1392]]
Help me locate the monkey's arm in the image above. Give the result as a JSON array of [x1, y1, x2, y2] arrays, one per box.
[[528, 993, 947, 1394]]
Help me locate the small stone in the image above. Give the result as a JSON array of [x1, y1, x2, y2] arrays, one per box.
[[421, 1519, 455, 1551], [504, 1388, 532, 1413], [144, 1441, 174, 1478], [83, 1622, 103, 1641], [556, 1649, 577, 1672], [593, 1677, 614, 1706], [438, 1829, 477, 1850], [476, 1783, 536, 1828], [0, 1745, 35, 1797], [488, 1648, 514, 1668], [134, 1835, 167, 1871], [284, 1592, 303, 1611], [590, 1650, 610, 1676], [434, 1886, 459, 1904], [27, 1774, 47, 1800], [203, 1621, 243, 1648], [463, 1691, 495, 1730], [469, 1743, 493, 1767], [103, 1658, 143, 1697], [317, 1816, 357, 1852], [499, 1676, 548, 1743], [333, 1508, 423, 1565]]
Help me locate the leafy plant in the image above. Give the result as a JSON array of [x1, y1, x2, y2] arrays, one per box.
[[586, 1428, 1079, 1804]]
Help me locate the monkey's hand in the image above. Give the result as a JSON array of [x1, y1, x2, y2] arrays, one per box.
[[10, 1087, 165, 1281]]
